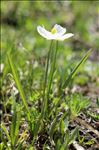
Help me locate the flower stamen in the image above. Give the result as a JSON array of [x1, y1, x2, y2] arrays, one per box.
[[51, 27, 57, 34]]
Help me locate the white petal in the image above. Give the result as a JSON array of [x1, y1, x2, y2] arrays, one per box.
[[37, 26, 53, 39], [57, 33, 74, 41], [54, 24, 66, 35]]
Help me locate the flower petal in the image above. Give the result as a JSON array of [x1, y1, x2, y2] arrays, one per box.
[[57, 33, 74, 41], [54, 24, 66, 35], [37, 26, 53, 39]]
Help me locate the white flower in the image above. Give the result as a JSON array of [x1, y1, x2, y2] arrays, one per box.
[[37, 24, 74, 41]]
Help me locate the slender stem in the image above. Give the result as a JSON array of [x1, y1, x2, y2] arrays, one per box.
[[44, 41, 58, 118], [41, 41, 53, 116], [47, 41, 58, 99]]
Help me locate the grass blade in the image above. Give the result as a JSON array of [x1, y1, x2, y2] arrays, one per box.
[[10, 99, 17, 146], [63, 49, 92, 88], [10, 96, 21, 148], [7, 53, 30, 121], [1, 123, 11, 142]]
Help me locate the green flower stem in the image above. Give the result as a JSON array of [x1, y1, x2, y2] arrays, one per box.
[[35, 41, 53, 143], [33, 38, 55, 141], [41, 41, 53, 116], [43, 41, 58, 118], [47, 41, 58, 99]]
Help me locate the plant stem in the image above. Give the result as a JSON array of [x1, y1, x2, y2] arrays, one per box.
[[44, 41, 58, 118], [47, 41, 58, 99], [41, 41, 53, 116]]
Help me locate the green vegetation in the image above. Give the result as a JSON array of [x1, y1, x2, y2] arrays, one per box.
[[1, 1, 99, 150]]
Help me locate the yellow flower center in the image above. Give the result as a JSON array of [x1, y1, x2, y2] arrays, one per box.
[[51, 27, 57, 34]]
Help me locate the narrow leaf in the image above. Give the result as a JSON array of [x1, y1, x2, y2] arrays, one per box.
[[7, 53, 30, 121], [1, 123, 11, 142], [63, 49, 92, 88]]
